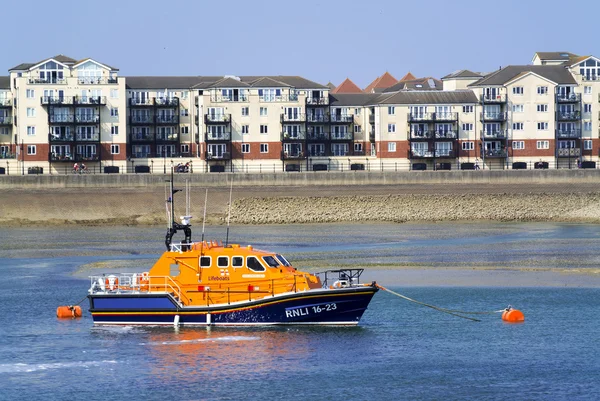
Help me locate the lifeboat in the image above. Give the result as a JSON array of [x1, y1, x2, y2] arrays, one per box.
[[86, 176, 378, 326]]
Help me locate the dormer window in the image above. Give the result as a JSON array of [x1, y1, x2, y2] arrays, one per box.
[[38, 61, 64, 83]]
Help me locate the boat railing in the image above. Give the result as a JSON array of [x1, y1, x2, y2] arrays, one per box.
[[315, 268, 364, 288], [88, 273, 189, 306], [169, 242, 193, 252]]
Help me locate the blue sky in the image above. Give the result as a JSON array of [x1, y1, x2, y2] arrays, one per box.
[[4, 0, 599, 88]]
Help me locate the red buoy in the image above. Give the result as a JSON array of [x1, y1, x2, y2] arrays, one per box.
[[502, 308, 524, 323], [57, 305, 82, 319]]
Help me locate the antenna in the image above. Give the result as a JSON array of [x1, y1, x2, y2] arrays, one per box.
[[225, 177, 233, 247], [201, 188, 208, 245]]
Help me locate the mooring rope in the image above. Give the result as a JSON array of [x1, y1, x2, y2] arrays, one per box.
[[71, 294, 89, 307], [376, 284, 504, 322]]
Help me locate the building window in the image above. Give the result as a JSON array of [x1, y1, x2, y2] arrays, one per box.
[[354, 108, 361, 115], [181, 91, 188, 99], [354, 143, 363, 152], [463, 105, 473, 113], [241, 107, 249, 116], [388, 106, 395, 115], [584, 121, 592, 131], [26, 107, 36, 117], [513, 87, 524, 95], [584, 140, 593, 150], [462, 142, 474, 150], [584, 104, 592, 113], [513, 122, 524, 130], [27, 126, 36, 136], [110, 89, 118, 98], [537, 86, 548, 95], [181, 126, 189, 134], [537, 122, 548, 130], [27, 145, 36, 155], [110, 107, 118, 117], [462, 123, 473, 131], [537, 104, 548, 112], [260, 107, 267, 116], [242, 125, 249, 134], [388, 123, 396, 133], [111, 126, 119, 135], [388, 142, 396, 152], [180, 108, 189, 117], [180, 144, 189, 154], [537, 141, 549, 149], [26, 89, 34, 98], [260, 143, 268, 153], [512, 141, 525, 150], [260, 124, 268, 134], [242, 143, 250, 153], [584, 86, 592, 94], [111, 144, 120, 154], [512, 104, 524, 113], [354, 125, 362, 133]]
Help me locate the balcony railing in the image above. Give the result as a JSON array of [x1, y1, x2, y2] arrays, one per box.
[[205, 114, 231, 124], [130, 133, 154, 141], [306, 97, 329, 106], [210, 94, 248, 103], [435, 112, 459, 121], [330, 132, 353, 141], [205, 132, 232, 141], [76, 133, 100, 141], [49, 114, 74, 123], [556, 129, 581, 138], [0, 98, 12, 107], [130, 98, 154, 106], [434, 130, 457, 139], [482, 93, 507, 103], [155, 98, 179, 107], [49, 153, 74, 162], [75, 153, 100, 162], [281, 131, 307, 141], [409, 149, 456, 158], [556, 111, 580, 121], [281, 151, 306, 160], [205, 152, 231, 160], [260, 94, 298, 102], [41, 96, 73, 105], [481, 130, 507, 139], [557, 148, 581, 157], [156, 133, 179, 141], [28, 78, 66, 85], [75, 114, 100, 124], [307, 132, 329, 141], [156, 115, 179, 124], [408, 112, 435, 122], [410, 131, 434, 139], [49, 132, 74, 142], [77, 77, 118, 85], [281, 113, 306, 123], [582, 75, 600, 82], [131, 115, 153, 124], [74, 96, 106, 105], [556, 93, 581, 103], [480, 112, 508, 121], [0, 116, 12, 125], [306, 115, 330, 123], [330, 115, 354, 123], [0, 152, 16, 159], [481, 149, 507, 158]]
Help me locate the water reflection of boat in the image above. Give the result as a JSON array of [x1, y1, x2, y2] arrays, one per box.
[[87, 176, 378, 326]]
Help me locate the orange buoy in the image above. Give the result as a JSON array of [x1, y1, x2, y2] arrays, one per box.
[[502, 308, 524, 323], [56, 305, 82, 319]]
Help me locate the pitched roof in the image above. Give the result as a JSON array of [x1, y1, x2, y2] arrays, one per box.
[[125, 76, 207, 89], [364, 72, 398, 93], [469, 65, 577, 87], [534, 52, 579, 62], [326, 81, 336, 90], [441, 69, 484, 80], [569, 55, 595, 67], [248, 76, 290, 87], [0, 76, 10, 89], [383, 77, 442, 92], [373, 90, 478, 105], [330, 93, 380, 106], [331, 78, 363, 94], [399, 72, 417, 82], [9, 54, 117, 71], [125, 75, 328, 90], [209, 77, 251, 88], [73, 58, 119, 71]]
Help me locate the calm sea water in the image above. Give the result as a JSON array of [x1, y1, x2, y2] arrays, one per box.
[[0, 223, 599, 400]]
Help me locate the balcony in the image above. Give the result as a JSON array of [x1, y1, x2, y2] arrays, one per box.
[[435, 130, 457, 139], [131, 115, 154, 124], [435, 112, 459, 122], [0, 116, 12, 125], [49, 153, 74, 162], [408, 112, 435, 122], [28, 78, 66, 85], [156, 115, 179, 124], [306, 115, 330, 123], [49, 132, 74, 142], [409, 148, 457, 159], [130, 132, 154, 142], [259, 94, 298, 102], [481, 93, 507, 103], [582, 75, 600, 82], [205, 132, 232, 142], [281, 131, 306, 141], [74, 96, 106, 105], [481, 149, 507, 158], [410, 131, 434, 140], [49, 114, 74, 123], [281, 151, 306, 160], [205, 151, 231, 160], [204, 114, 231, 124], [76, 133, 100, 141], [0, 98, 12, 107], [556, 111, 580, 121], [155, 98, 179, 107], [210, 94, 249, 103], [74, 153, 100, 162], [330, 132, 353, 141], [556, 93, 580, 103], [481, 130, 507, 139], [156, 133, 179, 142], [480, 112, 507, 122], [281, 113, 306, 123], [41, 96, 73, 105], [75, 114, 100, 124], [306, 97, 329, 106], [307, 132, 329, 141], [77, 77, 118, 85], [129, 98, 154, 106], [557, 148, 581, 157], [330, 115, 354, 124], [556, 129, 581, 139], [0, 152, 16, 159]]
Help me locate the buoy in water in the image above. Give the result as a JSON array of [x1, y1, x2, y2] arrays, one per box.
[[502, 307, 524, 323], [57, 305, 82, 319]]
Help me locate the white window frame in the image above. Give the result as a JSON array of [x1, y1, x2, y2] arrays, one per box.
[[513, 86, 524, 95], [27, 145, 36, 155], [584, 121, 592, 131], [241, 107, 249, 116], [462, 142, 474, 150], [354, 125, 362, 133], [537, 86, 548, 95], [388, 123, 396, 133], [180, 144, 189, 154], [536, 104, 548, 112], [537, 122, 548, 130], [111, 126, 119, 136], [536, 141, 549, 150], [241, 143, 250, 153], [512, 104, 524, 113], [462, 105, 473, 113], [27, 126, 36, 136], [584, 140, 593, 150], [513, 122, 524, 130], [259, 107, 268, 116], [110, 89, 118, 99], [512, 141, 525, 150], [26, 89, 35, 98], [110, 107, 119, 117], [260, 124, 268, 134], [111, 144, 120, 154], [388, 142, 396, 152], [260, 143, 268, 153], [388, 106, 395, 115], [462, 123, 473, 131], [584, 86, 592, 94]]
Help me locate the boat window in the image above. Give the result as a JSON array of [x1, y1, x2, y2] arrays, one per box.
[[217, 256, 229, 267], [246, 256, 266, 272], [275, 254, 291, 267], [232, 256, 244, 268], [262, 256, 280, 268], [199, 256, 211, 268]]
